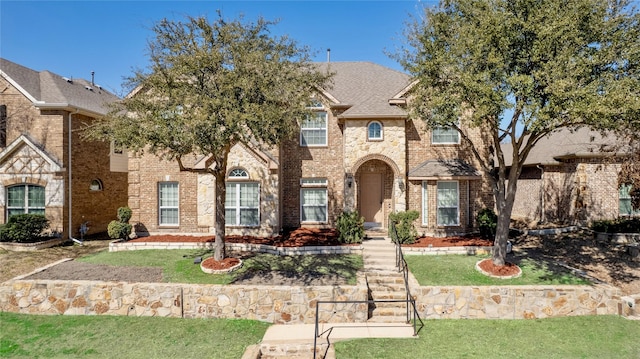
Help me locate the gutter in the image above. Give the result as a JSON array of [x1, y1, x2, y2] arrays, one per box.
[[537, 165, 545, 224], [67, 109, 83, 245]]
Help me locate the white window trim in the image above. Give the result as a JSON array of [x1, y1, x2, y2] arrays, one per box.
[[367, 121, 383, 141], [300, 178, 328, 223], [110, 141, 125, 156], [432, 123, 460, 145], [158, 182, 179, 227], [300, 110, 328, 147], [620, 184, 640, 216], [421, 181, 428, 226], [228, 168, 249, 179], [437, 181, 460, 226], [225, 182, 260, 227]]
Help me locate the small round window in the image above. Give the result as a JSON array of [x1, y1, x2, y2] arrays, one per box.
[[89, 179, 103, 191], [368, 121, 383, 140]]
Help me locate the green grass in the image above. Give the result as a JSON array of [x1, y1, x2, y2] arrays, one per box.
[[78, 249, 363, 285], [406, 255, 591, 286], [335, 316, 640, 358], [0, 311, 269, 359]]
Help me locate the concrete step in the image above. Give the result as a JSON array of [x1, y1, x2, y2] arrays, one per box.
[[259, 341, 330, 359], [371, 307, 409, 317], [366, 274, 404, 284], [370, 291, 407, 300], [367, 315, 409, 324], [364, 265, 399, 272]]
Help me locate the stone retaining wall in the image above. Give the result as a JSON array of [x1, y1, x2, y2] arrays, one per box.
[[109, 240, 363, 256], [0, 278, 369, 324], [411, 284, 622, 319]]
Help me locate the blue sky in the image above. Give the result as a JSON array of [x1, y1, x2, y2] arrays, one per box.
[[1, 0, 434, 96]]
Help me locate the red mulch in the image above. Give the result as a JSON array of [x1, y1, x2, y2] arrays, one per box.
[[201, 257, 241, 271], [405, 235, 493, 247], [129, 228, 345, 247], [477, 258, 521, 277]]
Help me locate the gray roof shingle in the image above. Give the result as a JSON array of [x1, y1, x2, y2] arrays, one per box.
[[501, 127, 629, 166], [1, 58, 119, 115], [408, 159, 481, 179], [316, 62, 410, 118]]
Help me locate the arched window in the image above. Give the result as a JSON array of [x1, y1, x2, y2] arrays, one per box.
[[90, 179, 103, 191], [368, 121, 383, 140], [228, 168, 249, 179], [6, 184, 45, 218]]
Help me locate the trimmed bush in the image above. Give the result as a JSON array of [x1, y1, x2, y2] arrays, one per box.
[[389, 210, 419, 244], [336, 211, 365, 244], [108, 206, 133, 240], [1, 214, 50, 243], [477, 208, 497, 239], [107, 221, 132, 240]]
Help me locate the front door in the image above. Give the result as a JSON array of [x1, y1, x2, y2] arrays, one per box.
[[360, 173, 383, 223]]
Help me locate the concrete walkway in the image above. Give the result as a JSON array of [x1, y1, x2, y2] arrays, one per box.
[[247, 234, 418, 358]]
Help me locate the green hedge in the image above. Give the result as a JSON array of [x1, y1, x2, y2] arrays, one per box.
[[336, 211, 365, 244], [0, 214, 50, 243], [591, 218, 640, 233], [389, 210, 419, 244]]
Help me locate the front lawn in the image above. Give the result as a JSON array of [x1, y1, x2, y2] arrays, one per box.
[[406, 255, 590, 286], [0, 312, 268, 358], [335, 315, 639, 358], [78, 249, 363, 285]]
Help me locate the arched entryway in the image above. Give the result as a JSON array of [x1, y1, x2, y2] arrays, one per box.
[[354, 158, 398, 228]]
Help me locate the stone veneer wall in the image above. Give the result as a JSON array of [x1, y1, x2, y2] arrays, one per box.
[[411, 284, 622, 319], [0, 280, 369, 324]]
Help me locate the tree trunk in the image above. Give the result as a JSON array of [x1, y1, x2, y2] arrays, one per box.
[[492, 169, 518, 266], [213, 168, 227, 261]]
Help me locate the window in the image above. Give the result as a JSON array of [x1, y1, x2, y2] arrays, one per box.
[[6, 185, 45, 218], [300, 102, 327, 146], [432, 124, 459, 144], [300, 178, 328, 223], [89, 179, 103, 191], [437, 181, 459, 226], [225, 182, 260, 226], [229, 168, 249, 179], [158, 182, 179, 226], [368, 121, 383, 140], [421, 182, 428, 225], [620, 184, 640, 216]]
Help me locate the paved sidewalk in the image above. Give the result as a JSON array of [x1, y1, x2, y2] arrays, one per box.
[[261, 322, 417, 343]]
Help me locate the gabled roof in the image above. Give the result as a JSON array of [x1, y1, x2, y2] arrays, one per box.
[[408, 159, 481, 180], [0, 134, 63, 171], [316, 62, 410, 119], [0, 58, 119, 116], [501, 127, 630, 167]]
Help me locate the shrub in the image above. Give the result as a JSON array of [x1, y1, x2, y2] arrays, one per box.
[[336, 211, 365, 244], [591, 218, 640, 233], [107, 221, 132, 240], [389, 210, 419, 244], [477, 208, 498, 239], [108, 206, 133, 240], [1, 214, 50, 243], [117, 206, 132, 223]]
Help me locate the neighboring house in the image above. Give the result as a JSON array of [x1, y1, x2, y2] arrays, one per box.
[[0, 58, 128, 239], [503, 127, 637, 226], [129, 61, 494, 237]]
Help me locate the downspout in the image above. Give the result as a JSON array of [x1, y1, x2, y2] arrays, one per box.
[[68, 109, 82, 244], [537, 165, 545, 224]]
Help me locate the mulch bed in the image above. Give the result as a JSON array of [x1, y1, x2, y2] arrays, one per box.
[[405, 235, 493, 248]]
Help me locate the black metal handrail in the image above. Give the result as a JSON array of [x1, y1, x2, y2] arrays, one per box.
[[389, 219, 424, 335]]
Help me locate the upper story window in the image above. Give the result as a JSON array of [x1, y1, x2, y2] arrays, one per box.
[[368, 121, 383, 141], [432, 124, 460, 144], [6, 184, 45, 218], [300, 101, 327, 147], [620, 184, 640, 216]]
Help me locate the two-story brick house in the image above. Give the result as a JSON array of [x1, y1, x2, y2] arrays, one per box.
[[128, 61, 493, 237], [0, 58, 128, 239]]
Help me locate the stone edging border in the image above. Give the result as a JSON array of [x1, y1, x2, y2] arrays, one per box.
[[200, 258, 243, 274], [110, 239, 363, 255]]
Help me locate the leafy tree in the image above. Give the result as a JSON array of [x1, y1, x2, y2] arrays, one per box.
[[86, 14, 332, 261], [399, 0, 640, 265]]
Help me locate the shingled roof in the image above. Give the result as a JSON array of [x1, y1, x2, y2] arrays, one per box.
[[0, 58, 119, 116], [316, 62, 410, 119], [501, 127, 630, 167], [408, 159, 481, 180]]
